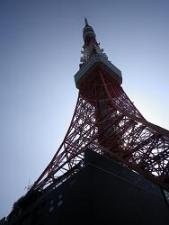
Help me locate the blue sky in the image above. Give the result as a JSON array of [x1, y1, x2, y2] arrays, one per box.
[[1, 0, 169, 218]]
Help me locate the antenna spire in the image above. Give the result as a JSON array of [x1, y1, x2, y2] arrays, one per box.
[[85, 18, 89, 26]]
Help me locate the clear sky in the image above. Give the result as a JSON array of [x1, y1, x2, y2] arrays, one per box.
[[1, 0, 169, 218]]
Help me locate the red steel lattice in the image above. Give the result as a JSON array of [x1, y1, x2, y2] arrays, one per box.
[[31, 69, 169, 191]]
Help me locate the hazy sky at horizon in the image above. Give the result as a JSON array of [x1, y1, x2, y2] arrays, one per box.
[[1, 0, 169, 218]]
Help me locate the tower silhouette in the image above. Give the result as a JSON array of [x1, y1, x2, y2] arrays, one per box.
[[4, 19, 169, 225], [31, 19, 169, 192]]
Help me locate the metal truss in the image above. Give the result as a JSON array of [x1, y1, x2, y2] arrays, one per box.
[[31, 70, 169, 191]]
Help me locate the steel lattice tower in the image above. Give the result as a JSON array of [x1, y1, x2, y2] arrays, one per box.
[[31, 19, 169, 192]]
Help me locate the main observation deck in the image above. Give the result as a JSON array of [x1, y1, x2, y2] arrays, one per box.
[[74, 54, 122, 89]]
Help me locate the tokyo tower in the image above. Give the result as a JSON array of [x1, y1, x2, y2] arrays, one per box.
[[5, 18, 169, 225], [30, 18, 169, 192]]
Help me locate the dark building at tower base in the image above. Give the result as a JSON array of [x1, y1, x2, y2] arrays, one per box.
[[4, 150, 169, 225]]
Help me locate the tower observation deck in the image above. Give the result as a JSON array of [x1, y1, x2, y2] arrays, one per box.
[[75, 18, 122, 88]]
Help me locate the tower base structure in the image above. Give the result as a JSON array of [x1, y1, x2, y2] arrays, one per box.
[[5, 150, 169, 225]]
